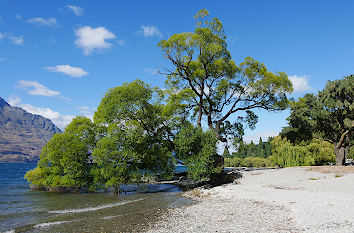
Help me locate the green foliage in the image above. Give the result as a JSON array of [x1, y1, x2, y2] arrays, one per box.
[[282, 75, 353, 165], [348, 147, 354, 159], [224, 157, 273, 167], [65, 116, 96, 150], [232, 137, 273, 158], [92, 80, 175, 190], [269, 136, 335, 167], [25, 132, 93, 191], [224, 157, 243, 167], [159, 9, 292, 140], [243, 157, 274, 168], [223, 146, 231, 157], [174, 123, 220, 180], [25, 9, 296, 192], [26, 80, 177, 192]]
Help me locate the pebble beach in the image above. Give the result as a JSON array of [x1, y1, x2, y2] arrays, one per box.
[[147, 167, 354, 233]]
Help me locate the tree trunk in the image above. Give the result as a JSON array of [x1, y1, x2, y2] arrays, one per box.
[[209, 154, 225, 186], [197, 100, 202, 129], [335, 144, 346, 166]]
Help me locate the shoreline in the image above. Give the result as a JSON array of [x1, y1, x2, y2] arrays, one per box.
[[146, 167, 354, 233]]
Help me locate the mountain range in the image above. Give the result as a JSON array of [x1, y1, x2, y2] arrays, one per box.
[[0, 97, 61, 162]]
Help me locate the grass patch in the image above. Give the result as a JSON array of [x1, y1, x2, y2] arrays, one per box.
[[309, 177, 318, 180], [334, 174, 343, 178]]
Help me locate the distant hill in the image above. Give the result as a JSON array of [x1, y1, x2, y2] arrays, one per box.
[[0, 97, 61, 162]]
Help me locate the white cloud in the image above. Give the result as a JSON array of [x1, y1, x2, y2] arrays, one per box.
[[117, 39, 126, 46], [8, 96, 21, 106], [77, 106, 89, 110], [16, 14, 22, 20], [27, 17, 58, 27], [45, 65, 88, 78], [8, 35, 23, 45], [17, 80, 60, 96], [66, 5, 84, 16], [143, 68, 158, 75], [0, 33, 24, 45], [8, 96, 73, 130], [289, 75, 312, 92], [74, 26, 116, 55], [139, 25, 162, 37], [243, 130, 278, 143]]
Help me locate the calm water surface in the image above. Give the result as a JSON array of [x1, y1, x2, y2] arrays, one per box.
[[0, 163, 191, 232]]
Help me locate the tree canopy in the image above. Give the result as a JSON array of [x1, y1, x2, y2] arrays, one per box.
[[282, 75, 353, 165], [25, 117, 94, 191], [159, 9, 293, 141]]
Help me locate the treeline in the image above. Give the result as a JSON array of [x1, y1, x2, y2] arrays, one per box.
[[229, 137, 273, 159], [225, 136, 336, 168], [224, 138, 273, 167]]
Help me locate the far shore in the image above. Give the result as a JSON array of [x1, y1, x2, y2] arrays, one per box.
[[145, 166, 354, 233]]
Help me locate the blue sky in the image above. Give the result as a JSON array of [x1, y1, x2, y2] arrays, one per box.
[[1, 0, 353, 143]]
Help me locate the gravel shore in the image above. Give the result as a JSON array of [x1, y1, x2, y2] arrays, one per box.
[[147, 167, 354, 233]]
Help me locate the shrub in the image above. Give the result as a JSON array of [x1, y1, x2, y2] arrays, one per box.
[[224, 157, 243, 167], [242, 157, 274, 167], [270, 136, 335, 167]]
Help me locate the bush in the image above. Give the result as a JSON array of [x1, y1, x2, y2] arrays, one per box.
[[269, 136, 335, 167], [224, 157, 273, 167], [174, 123, 220, 180], [224, 157, 243, 167], [242, 157, 274, 167]]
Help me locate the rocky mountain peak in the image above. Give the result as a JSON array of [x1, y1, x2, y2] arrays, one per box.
[[0, 97, 10, 108], [0, 97, 61, 162]]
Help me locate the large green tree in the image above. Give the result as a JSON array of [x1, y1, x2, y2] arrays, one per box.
[[92, 80, 175, 191], [283, 75, 353, 165], [25, 116, 95, 191], [158, 9, 292, 142]]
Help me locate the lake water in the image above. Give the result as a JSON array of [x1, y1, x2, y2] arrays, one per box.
[[0, 163, 191, 232]]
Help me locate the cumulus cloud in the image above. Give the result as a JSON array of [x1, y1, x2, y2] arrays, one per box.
[[288, 75, 312, 92], [8, 35, 24, 45], [27, 17, 58, 27], [74, 26, 116, 55], [243, 130, 278, 143], [17, 80, 60, 96], [8, 96, 73, 130], [139, 25, 162, 37], [44, 65, 88, 78], [66, 5, 84, 16], [0, 33, 24, 45]]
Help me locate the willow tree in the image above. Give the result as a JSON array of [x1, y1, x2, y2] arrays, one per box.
[[25, 116, 95, 191], [92, 80, 175, 191], [158, 9, 293, 142], [285, 75, 353, 165]]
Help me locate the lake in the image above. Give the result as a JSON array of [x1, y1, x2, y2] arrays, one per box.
[[0, 162, 191, 232]]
